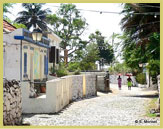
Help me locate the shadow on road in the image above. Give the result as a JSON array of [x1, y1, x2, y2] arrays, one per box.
[[124, 94, 158, 98], [22, 95, 100, 118]]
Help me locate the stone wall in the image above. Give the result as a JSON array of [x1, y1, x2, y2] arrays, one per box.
[[3, 79, 22, 125], [85, 74, 96, 97], [71, 75, 84, 100], [71, 74, 96, 100], [21, 74, 97, 113], [97, 76, 105, 92]]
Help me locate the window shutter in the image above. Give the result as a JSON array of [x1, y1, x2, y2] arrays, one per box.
[[44, 55, 46, 75], [44, 55, 48, 75], [24, 53, 27, 74], [46, 56, 48, 75], [49, 46, 56, 63], [56, 49, 60, 64]]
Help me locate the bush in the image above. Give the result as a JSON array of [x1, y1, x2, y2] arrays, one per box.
[[147, 60, 160, 84], [79, 62, 96, 71], [74, 68, 81, 75], [49, 66, 56, 74], [136, 73, 146, 84], [67, 62, 80, 72], [56, 64, 68, 77]]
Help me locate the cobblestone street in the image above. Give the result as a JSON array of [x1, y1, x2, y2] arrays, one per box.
[[22, 84, 160, 126]]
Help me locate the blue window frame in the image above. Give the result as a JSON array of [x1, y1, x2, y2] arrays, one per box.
[[44, 55, 48, 75], [46, 56, 48, 75], [24, 53, 27, 74]]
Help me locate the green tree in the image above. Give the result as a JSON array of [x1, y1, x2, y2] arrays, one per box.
[[108, 62, 132, 75], [89, 31, 114, 65], [13, 23, 27, 29], [4, 17, 27, 29], [68, 43, 100, 71], [3, 3, 14, 15], [121, 3, 160, 44], [15, 3, 51, 30], [46, 4, 88, 65], [119, 3, 160, 84]]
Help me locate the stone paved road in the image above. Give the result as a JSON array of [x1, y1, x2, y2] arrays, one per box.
[[22, 84, 160, 126]]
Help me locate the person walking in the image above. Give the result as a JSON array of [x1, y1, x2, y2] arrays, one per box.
[[117, 75, 122, 90], [127, 76, 132, 90]]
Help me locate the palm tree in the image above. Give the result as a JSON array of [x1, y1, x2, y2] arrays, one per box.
[[15, 3, 51, 30], [120, 3, 160, 44], [3, 3, 14, 17]]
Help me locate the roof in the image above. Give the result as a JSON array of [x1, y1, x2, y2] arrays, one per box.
[[3, 20, 16, 32]]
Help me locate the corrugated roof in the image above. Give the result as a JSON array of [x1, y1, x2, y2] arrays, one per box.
[[3, 20, 16, 32]]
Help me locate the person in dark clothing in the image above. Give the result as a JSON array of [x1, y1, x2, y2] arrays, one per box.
[[117, 75, 122, 90]]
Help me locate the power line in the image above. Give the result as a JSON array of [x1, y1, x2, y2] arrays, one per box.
[[45, 5, 160, 15], [8, 4, 160, 18]]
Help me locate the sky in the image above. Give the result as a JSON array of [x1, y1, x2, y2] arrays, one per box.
[[6, 3, 123, 40], [6, 3, 124, 62]]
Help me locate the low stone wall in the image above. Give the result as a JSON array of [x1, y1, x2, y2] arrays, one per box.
[[3, 79, 22, 125], [85, 74, 96, 97], [71, 74, 96, 100], [71, 75, 84, 100], [81, 72, 105, 76], [97, 76, 105, 92], [21, 74, 97, 113]]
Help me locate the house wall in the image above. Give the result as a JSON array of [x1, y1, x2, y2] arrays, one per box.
[[3, 28, 49, 81], [3, 34, 21, 80], [22, 41, 48, 81]]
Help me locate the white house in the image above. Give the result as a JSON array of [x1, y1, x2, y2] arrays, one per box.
[[3, 20, 62, 83]]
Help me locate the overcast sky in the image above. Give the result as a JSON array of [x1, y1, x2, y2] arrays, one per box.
[[6, 3, 123, 40], [6, 3, 124, 62]]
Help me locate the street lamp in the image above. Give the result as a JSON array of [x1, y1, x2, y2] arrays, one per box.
[[32, 28, 43, 42]]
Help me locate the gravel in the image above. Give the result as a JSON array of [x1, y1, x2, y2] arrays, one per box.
[[22, 84, 160, 126]]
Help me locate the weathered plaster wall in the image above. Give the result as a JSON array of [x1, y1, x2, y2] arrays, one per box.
[[3, 28, 49, 81], [3, 34, 20, 80], [21, 74, 97, 113]]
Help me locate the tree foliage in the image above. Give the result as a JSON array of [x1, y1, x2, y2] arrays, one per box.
[[89, 31, 114, 65], [68, 43, 100, 71], [108, 62, 132, 75], [120, 3, 160, 44], [3, 3, 13, 15], [15, 3, 51, 30], [119, 3, 160, 83], [46, 4, 88, 64], [4, 17, 27, 29]]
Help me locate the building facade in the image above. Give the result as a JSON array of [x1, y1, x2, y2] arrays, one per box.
[[3, 20, 61, 82]]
